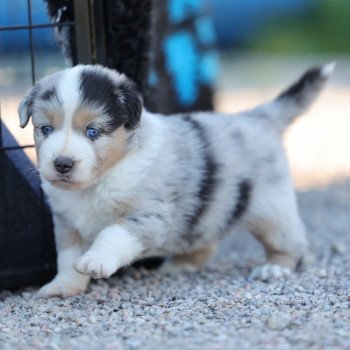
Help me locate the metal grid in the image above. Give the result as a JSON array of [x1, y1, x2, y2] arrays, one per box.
[[0, 0, 107, 150], [0, 0, 76, 153]]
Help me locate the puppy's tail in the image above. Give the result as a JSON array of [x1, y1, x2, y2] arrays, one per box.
[[255, 62, 335, 133]]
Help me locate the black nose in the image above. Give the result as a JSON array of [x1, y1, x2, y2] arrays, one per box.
[[54, 157, 75, 174]]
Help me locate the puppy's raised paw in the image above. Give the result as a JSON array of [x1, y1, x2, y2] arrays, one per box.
[[74, 250, 118, 279], [249, 263, 292, 282]]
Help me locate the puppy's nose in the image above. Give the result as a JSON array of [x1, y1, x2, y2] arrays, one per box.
[[54, 157, 75, 174]]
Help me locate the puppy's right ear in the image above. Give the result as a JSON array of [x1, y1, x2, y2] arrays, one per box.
[[18, 87, 38, 128]]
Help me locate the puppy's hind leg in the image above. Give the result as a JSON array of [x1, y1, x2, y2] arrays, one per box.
[[247, 184, 308, 281], [161, 243, 217, 274]]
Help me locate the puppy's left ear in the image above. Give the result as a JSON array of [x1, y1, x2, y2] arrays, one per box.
[[119, 81, 143, 129], [18, 86, 38, 128]]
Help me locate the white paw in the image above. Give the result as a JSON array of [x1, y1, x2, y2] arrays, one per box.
[[250, 263, 292, 282], [74, 250, 118, 279], [37, 278, 87, 298]]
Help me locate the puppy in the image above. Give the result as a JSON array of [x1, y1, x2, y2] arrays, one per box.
[[18, 63, 334, 297]]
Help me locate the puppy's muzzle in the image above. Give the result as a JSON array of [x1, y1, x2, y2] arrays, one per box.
[[54, 156, 75, 174]]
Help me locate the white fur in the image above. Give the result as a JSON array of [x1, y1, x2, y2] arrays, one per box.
[[58, 66, 83, 121], [75, 225, 144, 278], [38, 131, 96, 186]]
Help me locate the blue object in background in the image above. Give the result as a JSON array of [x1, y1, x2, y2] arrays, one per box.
[[164, 31, 201, 106], [163, 0, 218, 108], [168, 0, 202, 24], [211, 0, 310, 48], [0, 0, 55, 53]]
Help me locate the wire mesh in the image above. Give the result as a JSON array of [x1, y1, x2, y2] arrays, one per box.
[[0, 0, 76, 153]]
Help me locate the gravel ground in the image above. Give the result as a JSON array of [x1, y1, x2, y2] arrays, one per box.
[[1, 180, 349, 350]]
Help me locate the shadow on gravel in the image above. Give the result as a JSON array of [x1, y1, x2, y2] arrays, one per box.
[[298, 177, 350, 259]]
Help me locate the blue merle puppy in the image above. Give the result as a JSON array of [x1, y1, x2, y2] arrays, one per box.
[[18, 62, 334, 297]]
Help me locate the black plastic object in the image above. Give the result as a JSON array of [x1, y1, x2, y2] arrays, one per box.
[[0, 124, 56, 290]]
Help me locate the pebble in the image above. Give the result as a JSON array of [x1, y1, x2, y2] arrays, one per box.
[[267, 311, 292, 330], [332, 242, 346, 255], [88, 316, 97, 324], [318, 268, 327, 278]]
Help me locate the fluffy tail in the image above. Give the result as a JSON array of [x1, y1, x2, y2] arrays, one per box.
[[255, 62, 335, 133]]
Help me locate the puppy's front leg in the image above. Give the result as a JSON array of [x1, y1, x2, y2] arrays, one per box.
[[75, 225, 143, 279], [38, 215, 90, 298]]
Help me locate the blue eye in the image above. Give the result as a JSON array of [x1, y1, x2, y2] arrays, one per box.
[[86, 127, 100, 139], [41, 125, 54, 135]]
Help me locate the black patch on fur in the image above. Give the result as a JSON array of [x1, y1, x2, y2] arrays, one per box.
[[226, 179, 252, 228], [183, 116, 219, 237], [24, 89, 38, 116], [117, 80, 143, 129], [277, 67, 324, 104], [41, 87, 59, 102], [79, 69, 126, 132], [79, 69, 143, 133]]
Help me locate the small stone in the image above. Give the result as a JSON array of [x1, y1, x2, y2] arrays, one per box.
[[148, 306, 160, 316], [295, 285, 304, 292], [332, 242, 346, 255], [133, 306, 143, 316], [88, 316, 97, 323], [267, 311, 291, 330], [318, 268, 327, 278], [245, 292, 252, 299], [198, 293, 207, 301], [21, 292, 31, 299]]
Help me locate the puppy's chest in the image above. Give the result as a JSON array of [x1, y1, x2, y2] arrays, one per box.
[[48, 189, 130, 240]]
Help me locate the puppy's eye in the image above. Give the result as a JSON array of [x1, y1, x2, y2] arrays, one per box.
[[86, 127, 100, 139], [41, 125, 54, 135]]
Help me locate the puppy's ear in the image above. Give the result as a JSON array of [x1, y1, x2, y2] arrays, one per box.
[[18, 86, 38, 128], [119, 81, 143, 129]]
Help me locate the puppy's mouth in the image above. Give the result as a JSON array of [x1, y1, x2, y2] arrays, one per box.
[[40, 164, 94, 190], [53, 177, 74, 184], [45, 174, 84, 189]]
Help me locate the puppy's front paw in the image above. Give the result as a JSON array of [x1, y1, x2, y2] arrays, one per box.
[[250, 263, 292, 282], [37, 278, 87, 298], [74, 250, 118, 279]]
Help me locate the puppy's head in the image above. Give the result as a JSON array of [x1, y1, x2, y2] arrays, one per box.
[[18, 65, 143, 190]]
